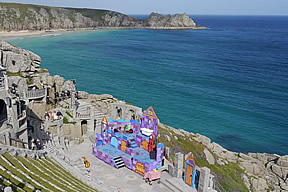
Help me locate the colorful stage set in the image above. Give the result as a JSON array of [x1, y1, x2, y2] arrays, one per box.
[[92, 106, 164, 176], [184, 153, 197, 188]]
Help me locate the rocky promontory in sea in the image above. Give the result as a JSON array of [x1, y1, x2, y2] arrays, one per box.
[[1, 40, 288, 191], [0, 3, 207, 31]]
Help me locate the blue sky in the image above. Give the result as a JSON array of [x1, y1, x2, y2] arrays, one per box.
[[1, 0, 288, 15]]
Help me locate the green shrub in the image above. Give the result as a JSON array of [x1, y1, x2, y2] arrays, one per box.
[[27, 77, 33, 85], [65, 111, 73, 118], [63, 116, 76, 124], [6, 72, 24, 77], [35, 69, 49, 73]]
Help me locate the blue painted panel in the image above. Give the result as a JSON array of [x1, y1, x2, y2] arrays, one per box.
[[158, 143, 164, 148], [111, 137, 118, 148], [184, 162, 187, 183], [96, 140, 102, 146]]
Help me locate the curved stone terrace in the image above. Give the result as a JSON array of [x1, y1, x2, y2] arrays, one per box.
[[19, 88, 46, 100]]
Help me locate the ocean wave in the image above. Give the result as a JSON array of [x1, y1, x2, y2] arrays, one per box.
[[41, 33, 62, 37]]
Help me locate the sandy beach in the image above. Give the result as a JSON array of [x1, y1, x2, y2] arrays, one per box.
[[0, 28, 98, 39], [0, 30, 60, 39], [0, 26, 208, 39]]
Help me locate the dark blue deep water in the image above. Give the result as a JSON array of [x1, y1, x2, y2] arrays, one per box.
[[6, 16, 288, 155]]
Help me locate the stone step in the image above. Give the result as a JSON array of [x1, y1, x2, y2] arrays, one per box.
[[161, 179, 180, 192], [165, 178, 197, 192], [8, 155, 62, 191], [20, 156, 78, 192], [41, 158, 95, 192], [32, 159, 81, 192], [0, 164, 35, 191], [0, 155, 47, 191]]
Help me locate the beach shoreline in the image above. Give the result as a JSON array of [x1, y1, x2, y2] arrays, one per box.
[[0, 26, 208, 39], [0, 28, 93, 39]]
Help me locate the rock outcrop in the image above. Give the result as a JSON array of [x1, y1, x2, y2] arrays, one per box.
[[198, 134, 288, 191], [0, 3, 205, 31], [0, 40, 41, 73], [144, 12, 196, 28]]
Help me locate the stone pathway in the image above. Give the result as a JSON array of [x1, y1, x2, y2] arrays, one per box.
[[65, 139, 173, 192]]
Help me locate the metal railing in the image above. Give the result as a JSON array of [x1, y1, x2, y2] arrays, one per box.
[[0, 77, 4, 88], [76, 112, 91, 119], [26, 89, 45, 99], [18, 111, 26, 120]]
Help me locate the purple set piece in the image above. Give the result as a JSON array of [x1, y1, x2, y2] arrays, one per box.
[[92, 106, 164, 176]]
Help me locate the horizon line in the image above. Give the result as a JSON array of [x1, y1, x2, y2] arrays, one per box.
[[128, 14, 288, 16], [1, 2, 287, 17]]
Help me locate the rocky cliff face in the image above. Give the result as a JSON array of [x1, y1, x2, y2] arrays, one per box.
[[144, 12, 196, 28], [0, 3, 203, 31], [0, 40, 41, 73], [0, 40, 75, 96]]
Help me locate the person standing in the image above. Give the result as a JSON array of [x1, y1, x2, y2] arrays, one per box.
[[56, 110, 63, 119], [53, 111, 58, 121], [39, 81, 44, 89]]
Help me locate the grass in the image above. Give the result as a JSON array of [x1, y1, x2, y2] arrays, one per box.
[[0, 2, 125, 28], [27, 77, 33, 85], [17, 156, 74, 191], [2, 153, 98, 191], [0, 166, 28, 192], [158, 125, 249, 192], [35, 69, 48, 73], [6, 72, 24, 77], [0, 177, 24, 192], [0, 155, 42, 191], [65, 111, 73, 118], [63, 116, 76, 124], [40, 158, 97, 192], [30, 159, 81, 192], [3, 153, 60, 191]]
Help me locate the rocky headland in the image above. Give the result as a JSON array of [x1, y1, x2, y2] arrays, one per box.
[[1, 40, 288, 192], [0, 2, 206, 33]]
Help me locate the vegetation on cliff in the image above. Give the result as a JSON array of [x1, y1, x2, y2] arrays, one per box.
[[158, 125, 249, 192], [0, 2, 204, 31]]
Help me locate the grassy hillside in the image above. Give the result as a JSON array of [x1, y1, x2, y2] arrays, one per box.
[[0, 2, 112, 22], [0, 2, 132, 30], [158, 125, 249, 192]]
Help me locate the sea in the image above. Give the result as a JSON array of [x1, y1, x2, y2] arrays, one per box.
[[5, 15, 288, 155]]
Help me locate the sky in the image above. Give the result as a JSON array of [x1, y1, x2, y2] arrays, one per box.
[[0, 0, 288, 15]]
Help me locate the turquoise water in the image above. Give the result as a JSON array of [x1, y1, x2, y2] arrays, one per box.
[[6, 16, 288, 155]]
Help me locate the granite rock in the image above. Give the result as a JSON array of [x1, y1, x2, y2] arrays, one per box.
[[0, 40, 41, 73], [277, 155, 288, 167], [204, 148, 215, 165], [0, 3, 203, 30]]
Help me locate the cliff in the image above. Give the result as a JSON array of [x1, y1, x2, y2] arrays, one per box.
[[0, 40, 41, 73], [1, 40, 287, 191], [0, 3, 206, 31]]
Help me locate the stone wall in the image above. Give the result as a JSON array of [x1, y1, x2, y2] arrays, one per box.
[[109, 103, 142, 122]]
